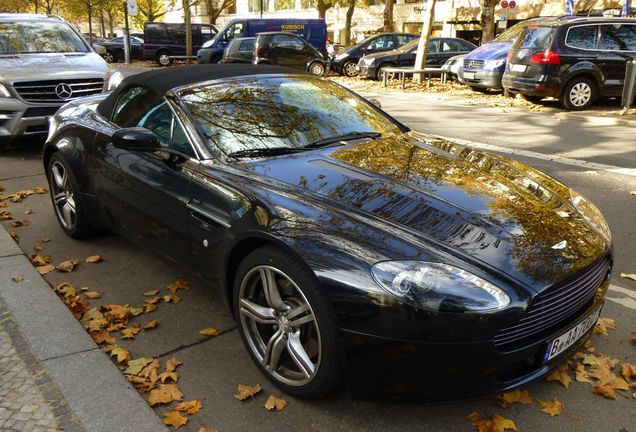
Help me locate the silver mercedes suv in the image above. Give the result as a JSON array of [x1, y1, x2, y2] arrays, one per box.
[[0, 14, 110, 149]]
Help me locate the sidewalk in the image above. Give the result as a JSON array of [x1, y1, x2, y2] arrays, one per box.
[[0, 227, 167, 431]]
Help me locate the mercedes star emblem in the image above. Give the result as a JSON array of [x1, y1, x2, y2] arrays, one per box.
[[55, 83, 73, 99]]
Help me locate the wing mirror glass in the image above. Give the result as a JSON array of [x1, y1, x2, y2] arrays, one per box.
[[112, 127, 161, 152]]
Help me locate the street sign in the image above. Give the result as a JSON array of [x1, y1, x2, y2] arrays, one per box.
[[501, 0, 508, 8], [509, 0, 517, 9], [127, 0, 138, 17]]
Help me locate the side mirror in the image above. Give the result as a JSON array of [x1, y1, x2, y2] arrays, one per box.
[[112, 127, 161, 152], [368, 98, 382, 109]]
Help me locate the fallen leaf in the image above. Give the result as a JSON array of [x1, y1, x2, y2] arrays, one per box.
[[498, 389, 532, 408], [40, 237, 50, 243], [631, 331, 636, 343], [34, 187, 47, 194], [145, 295, 161, 304], [593, 383, 617, 399], [24, 209, 32, 215], [130, 306, 144, 316], [0, 210, 12, 220], [143, 319, 159, 330], [234, 383, 262, 401], [163, 294, 181, 304], [546, 364, 572, 388], [144, 302, 157, 313], [110, 347, 131, 364], [165, 357, 183, 373], [124, 357, 154, 375], [9, 232, 18, 242], [158, 372, 179, 383], [36, 264, 55, 275], [467, 413, 517, 432], [575, 364, 592, 383], [143, 290, 159, 296], [31, 254, 51, 267], [139, 359, 161, 381], [90, 331, 116, 345], [56, 258, 80, 272], [9, 221, 23, 227], [594, 317, 617, 335], [467, 412, 481, 423], [33, 245, 45, 252], [148, 384, 183, 406], [84, 291, 102, 299], [620, 272, 636, 281], [86, 255, 103, 263], [264, 395, 287, 411], [121, 325, 141, 340], [82, 308, 104, 321], [538, 398, 564, 416], [11, 275, 24, 283], [103, 304, 132, 322], [163, 410, 188, 429], [168, 280, 190, 293], [174, 399, 202, 414], [198, 428, 219, 432], [199, 327, 220, 337]]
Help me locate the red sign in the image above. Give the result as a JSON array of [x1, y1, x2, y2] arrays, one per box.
[[509, 0, 517, 8], [501, 0, 508, 8]]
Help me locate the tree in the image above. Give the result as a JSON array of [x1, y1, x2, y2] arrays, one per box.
[[66, 0, 101, 43], [314, 0, 337, 18], [383, 0, 394, 32], [0, 0, 29, 12], [412, 0, 436, 84], [135, 0, 176, 25], [480, 0, 498, 44], [199, 0, 236, 24], [343, 0, 356, 46], [100, 0, 123, 37]]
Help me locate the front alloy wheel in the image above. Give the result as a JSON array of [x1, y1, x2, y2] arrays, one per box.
[[234, 246, 342, 398], [103, 51, 115, 63], [342, 60, 358, 77], [309, 62, 326, 76], [561, 77, 596, 110]]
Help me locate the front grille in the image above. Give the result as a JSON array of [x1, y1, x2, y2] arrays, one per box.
[[13, 78, 104, 103], [494, 256, 610, 350], [23, 107, 60, 118], [463, 59, 485, 70]]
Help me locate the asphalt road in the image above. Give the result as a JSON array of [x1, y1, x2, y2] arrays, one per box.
[[1, 92, 635, 432]]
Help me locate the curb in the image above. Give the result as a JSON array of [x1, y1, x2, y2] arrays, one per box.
[[0, 227, 167, 431], [554, 111, 636, 127]]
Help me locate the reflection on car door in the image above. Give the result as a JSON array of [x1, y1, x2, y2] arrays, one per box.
[[271, 34, 307, 68], [597, 24, 636, 95]]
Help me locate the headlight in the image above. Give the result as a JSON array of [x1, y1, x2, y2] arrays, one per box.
[[107, 71, 124, 91], [570, 191, 611, 243], [371, 261, 510, 313], [484, 58, 506, 69], [0, 83, 12, 98]]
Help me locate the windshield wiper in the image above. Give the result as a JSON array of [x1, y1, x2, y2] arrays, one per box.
[[305, 131, 381, 149], [228, 147, 306, 159]]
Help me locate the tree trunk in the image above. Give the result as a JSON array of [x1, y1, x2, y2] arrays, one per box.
[[383, 0, 394, 32], [87, 4, 93, 45], [480, 0, 497, 44], [33, 0, 39, 13], [107, 10, 114, 37], [317, 2, 328, 19], [183, 0, 192, 64], [413, 0, 436, 84], [99, 9, 106, 38], [343, 0, 355, 46]]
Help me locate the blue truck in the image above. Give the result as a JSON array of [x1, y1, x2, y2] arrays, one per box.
[[197, 18, 327, 64]]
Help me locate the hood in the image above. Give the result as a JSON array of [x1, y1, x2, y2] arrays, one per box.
[[241, 133, 609, 289], [465, 42, 511, 62], [0, 52, 108, 84], [362, 49, 401, 61]]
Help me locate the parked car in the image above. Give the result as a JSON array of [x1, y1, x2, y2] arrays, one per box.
[[0, 13, 109, 149], [459, 18, 557, 91], [254, 32, 327, 75], [442, 54, 464, 80], [222, 37, 255, 63], [197, 19, 327, 64], [44, 64, 612, 402], [143, 22, 218, 66], [502, 17, 636, 110], [100, 36, 144, 63], [330, 32, 418, 77], [357, 37, 476, 80]]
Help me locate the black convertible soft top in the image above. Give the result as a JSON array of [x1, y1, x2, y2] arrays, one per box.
[[97, 64, 304, 118]]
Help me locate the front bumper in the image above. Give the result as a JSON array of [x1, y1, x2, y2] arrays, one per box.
[[340, 287, 606, 402], [356, 63, 377, 79], [0, 97, 61, 140], [459, 69, 504, 89], [197, 48, 213, 64]]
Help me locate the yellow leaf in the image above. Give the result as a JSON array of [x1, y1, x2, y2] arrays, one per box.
[[175, 399, 202, 414], [33, 245, 45, 252], [163, 294, 181, 304], [39, 237, 50, 243], [620, 272, 636, 281], [593, 383, 617, 399], [466, 412, 481, 423], [130, 306, 144, 317], [110, 347, 131, 364], [143, 290, 159, 296], [86, 255, 103, 263], [31, 254, 51, 267], [139, 359, 161, 381], [168, 280, 190, 293], [121, 325, 141, 340], [497, 389, 532, 408], [165, 357, 183, 372], [36, 264, 55, 275], [468, 413, 517, 432], [234, 383, 262, 401], [631, 331, 636, 343], [538, 399, 564, 416], [144, 302, 157, 313], [199, 327, 220, 337], [148, 384, 183, 406], [198, 428, 219, 432], [158, 372, 179, 383], [575, 364, 592, 383], [90, 331, 116, 345], [621, 362, 636, 380], [84, 291, 102, 299], [24, 209, 32, 215], [264, 395, 287, 411], [593, 317, 617, 335], [143, 319, 159, 330], [546, 364, 572, 388], [163, 410, 188, 429], [124, 358, 154, 376], [56, 258, 80, 272], [34, 187, 48, 194]]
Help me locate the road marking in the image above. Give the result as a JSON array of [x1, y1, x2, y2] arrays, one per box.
[[433, 135, 636, 178], [607, 284, 636, 310]]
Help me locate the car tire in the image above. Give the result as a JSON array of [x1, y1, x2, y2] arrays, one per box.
[[156, 51, 172, 67], [234, 245, 343, 399], [309, 61, 326, 76], [560, 77, 597, 111], [342, 60, 358, 77], [103, 51, 115, 63], [211, 55, 222, 64], [47, 152, 96, 239], [376, 63, 395, 81]]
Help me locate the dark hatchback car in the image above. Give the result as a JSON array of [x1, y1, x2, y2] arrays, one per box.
[[100, 36, 144, 63], [357, 37, 477, 80], [254, 32, 327, 75], [44, 65, 611, 402], [221, 37, 255, 63], [502, 17, 636, 110], [330, 32, 418, 77]]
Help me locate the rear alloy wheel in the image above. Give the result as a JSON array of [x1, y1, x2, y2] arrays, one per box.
[[376, 64, 395, 81], [103, 51, 115, 63], [156, 51, 172, 67], [309, 61, 326, 76], [561, 77, 596, 110], [342, 60, 358, 77], [234, 246, 342, 398]]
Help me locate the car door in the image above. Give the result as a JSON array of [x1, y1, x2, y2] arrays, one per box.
[[597, 23, 636, 95], [439, 39, 466, 64], [270, 34, 306, 68], [131, 37, 144, 58], [93, 85, 197, 266], [426, 39, 444, 66]]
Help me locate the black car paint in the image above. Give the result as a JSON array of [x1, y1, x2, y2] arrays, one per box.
[[330, 33, 418, 75], [100, 37, 144, 62], [222, 37, 255, 63], [254, 33, 326, 71], [43, 74, 611, 402]]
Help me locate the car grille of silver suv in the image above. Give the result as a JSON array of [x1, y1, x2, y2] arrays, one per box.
[[463, 59, 484, 70], [13, 78, 104, 103]]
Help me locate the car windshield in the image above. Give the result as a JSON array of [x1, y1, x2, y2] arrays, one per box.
[[179, 76, 403, 156], [0, 20, 88, 54], [518, 26, 554, 50], [494, 21, 530, 43]]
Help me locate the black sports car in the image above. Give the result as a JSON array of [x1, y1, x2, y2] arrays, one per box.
[[44, 64, 612, 402]]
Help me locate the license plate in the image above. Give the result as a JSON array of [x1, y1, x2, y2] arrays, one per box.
[[544, 305, 602, 363], [463, 72, 475, 80], [511, 64, 527, 73]]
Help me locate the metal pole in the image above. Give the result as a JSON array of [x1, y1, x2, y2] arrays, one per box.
[[123, 1, 131, 64], [621, 59, 636, 114], [260, 0, 263, 18]]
